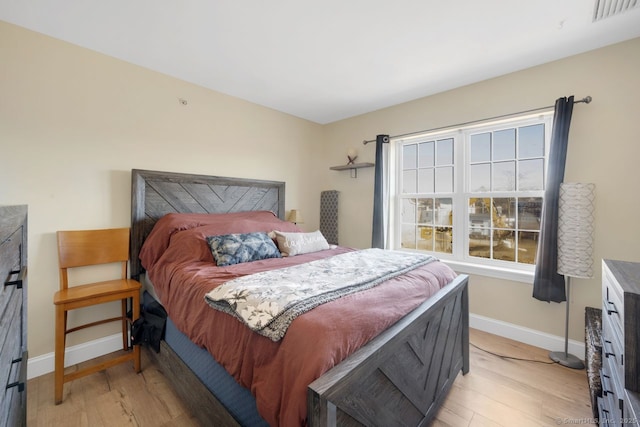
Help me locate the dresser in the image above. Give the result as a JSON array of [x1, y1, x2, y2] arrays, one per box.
[[601, 259, 640, 426], [0, 205, 27, 427]]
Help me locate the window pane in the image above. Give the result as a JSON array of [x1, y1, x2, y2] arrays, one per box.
[[492, 198, 516, 229], [403, 170, 417, 193], [403, 144, 417, 169], [417, 226, 434, 251], [416, 198, 433, 224], [435, 167, 453, 193], [518, 159, 544, 191], [435, 198, 453, 226], [469, 198, 491, 229], [519, 124, 544, 158], [470, 163, 490, 192], [436, 138, 454, 165], [470, 133, 491, 162], [518, 231, 539, 264], [493, 230, 515, 262], [417, 169, 434, 193], [401, 225, 416, 249], [435, 227, 452, 253], [402, 198, 417, 223], [469, 227, 491, 259], [518, 198, 542, 231], [418, 141, 434, 168], [493, 129, 516, 161], [493, 161, 515, 191]]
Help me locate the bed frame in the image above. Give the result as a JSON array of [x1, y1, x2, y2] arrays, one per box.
[[130, 168, 469, 426]]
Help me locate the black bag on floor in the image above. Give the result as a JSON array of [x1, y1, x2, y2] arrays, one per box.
[[131, 300, 167, 353]]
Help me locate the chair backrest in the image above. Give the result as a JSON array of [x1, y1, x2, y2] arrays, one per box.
[[57, 228, 131, 291]]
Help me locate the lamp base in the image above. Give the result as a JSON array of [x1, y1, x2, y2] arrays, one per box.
[[549, 351, 585, 369]]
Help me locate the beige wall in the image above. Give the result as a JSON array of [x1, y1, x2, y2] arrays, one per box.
[[0, 21, 324, 357], [2, 18, 639, 360], [320, 37, 640, 342]]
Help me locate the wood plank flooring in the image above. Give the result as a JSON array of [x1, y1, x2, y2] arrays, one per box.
[[27, 329, 594, 426], [434, 329, 593, 426]]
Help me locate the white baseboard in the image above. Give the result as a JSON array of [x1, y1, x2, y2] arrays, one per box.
[[470, 313, 586, 360], [27, 315, 586, 380], [27, 333, 122, 380]]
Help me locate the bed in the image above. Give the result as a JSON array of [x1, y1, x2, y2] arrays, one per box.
[[130, 168, 469, 427]]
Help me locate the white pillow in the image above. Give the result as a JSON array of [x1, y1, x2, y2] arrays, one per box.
[[273, 230, 330, 256]]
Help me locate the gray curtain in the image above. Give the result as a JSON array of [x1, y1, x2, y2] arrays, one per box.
[[532, 96, 574, 302], [372, 134, 389, 248]]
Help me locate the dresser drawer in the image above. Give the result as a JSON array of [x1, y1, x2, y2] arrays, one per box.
[[0, 227, 22, 293], [603, 310, 625, 384], [598, 396, 615, 426], [0, 287, 23, 424], [606, 347, 627, 415], [0, 226, 23, 331], [602, 367, 624, 425], [598, 395, 627, 426], [603, 264, 625, 340]]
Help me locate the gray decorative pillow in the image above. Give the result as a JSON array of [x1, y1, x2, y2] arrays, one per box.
[[206, 232, 282, 266], [273, 230, 330, 257]]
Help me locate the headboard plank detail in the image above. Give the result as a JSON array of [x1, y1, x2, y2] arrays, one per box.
[[130, 169, 286, 279]]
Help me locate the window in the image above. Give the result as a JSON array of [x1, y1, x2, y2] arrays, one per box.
[[393, 113, 553, 276], [400, 137, 455, 253]]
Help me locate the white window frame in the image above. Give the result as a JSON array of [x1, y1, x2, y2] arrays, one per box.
[[391, 111, 554, 283]]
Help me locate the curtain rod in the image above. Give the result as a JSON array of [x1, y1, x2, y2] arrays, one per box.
[[362, 95, 592, 145]]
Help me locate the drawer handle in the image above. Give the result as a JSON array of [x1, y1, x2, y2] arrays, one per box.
[[4, 267, 27, 289], [606, 300, 618, 315], [603, 339, 616, 359], [6, 351, 27, 393]]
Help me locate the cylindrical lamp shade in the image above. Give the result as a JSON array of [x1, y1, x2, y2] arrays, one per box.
[[557, 183, 595, 279]]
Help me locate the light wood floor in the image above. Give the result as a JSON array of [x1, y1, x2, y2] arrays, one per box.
[[27, 329, 593, 426], [434, 329, 593, 426]]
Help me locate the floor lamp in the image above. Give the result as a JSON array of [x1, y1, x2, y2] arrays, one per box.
[[550, 182, 595, 369]]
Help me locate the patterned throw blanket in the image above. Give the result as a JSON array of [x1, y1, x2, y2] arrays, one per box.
[[204, 248, 436, 341]]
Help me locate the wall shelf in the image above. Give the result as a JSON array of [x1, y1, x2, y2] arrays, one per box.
[[329, 162, 374, 178]]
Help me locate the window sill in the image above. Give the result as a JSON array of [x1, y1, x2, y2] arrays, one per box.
[[440, 259, 534, 284], [394, 248, 535, 284]]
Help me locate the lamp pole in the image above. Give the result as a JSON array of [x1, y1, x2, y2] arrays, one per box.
[[549, 276, 585, 369]]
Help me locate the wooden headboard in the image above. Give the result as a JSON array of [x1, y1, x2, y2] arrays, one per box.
[[130, 169, 286, 279]]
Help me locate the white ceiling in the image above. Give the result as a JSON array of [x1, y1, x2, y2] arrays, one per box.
[[2, 1, 640, 124]]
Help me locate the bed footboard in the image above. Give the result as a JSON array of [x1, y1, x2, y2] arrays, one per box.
[[308, 274, 469, 427]]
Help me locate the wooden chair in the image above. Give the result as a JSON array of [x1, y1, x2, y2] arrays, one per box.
[[53, 228, 141, 404]]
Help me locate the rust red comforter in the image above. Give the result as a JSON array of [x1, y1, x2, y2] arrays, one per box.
[[140, 211, 457, 426]]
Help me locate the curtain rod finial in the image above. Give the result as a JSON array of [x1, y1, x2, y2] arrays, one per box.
[[584, 95, 592, 104]]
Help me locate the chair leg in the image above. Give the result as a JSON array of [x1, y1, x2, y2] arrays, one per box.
[[54, 305, 66, 404], [132, 293, 141, 373], [121, 299, 128, 351]]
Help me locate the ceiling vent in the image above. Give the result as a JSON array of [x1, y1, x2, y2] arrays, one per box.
[[593, 0, 639, 21]]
